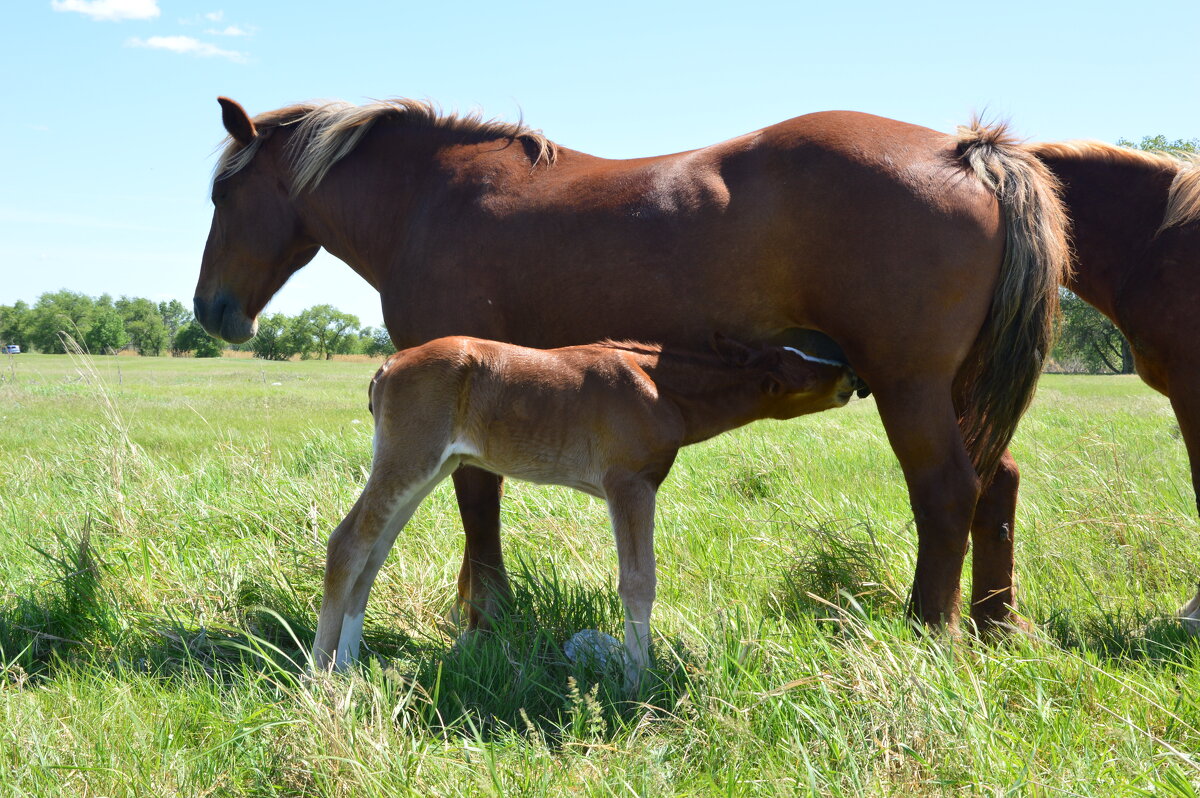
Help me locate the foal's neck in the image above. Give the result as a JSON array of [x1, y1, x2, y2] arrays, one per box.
[[623, 345, 769, 446]]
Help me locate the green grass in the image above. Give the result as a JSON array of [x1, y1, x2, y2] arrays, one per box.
[[2, 353, 1200, 796]]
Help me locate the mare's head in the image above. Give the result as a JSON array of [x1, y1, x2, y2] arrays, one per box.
[[195, 97, 320, 343], [712, 334, 866, 419]]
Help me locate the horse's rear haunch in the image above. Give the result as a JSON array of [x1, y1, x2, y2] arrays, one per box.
[[312, 335, 862, 687]]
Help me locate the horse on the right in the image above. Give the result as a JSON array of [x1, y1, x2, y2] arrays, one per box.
[[970, 140, 1200, 630]]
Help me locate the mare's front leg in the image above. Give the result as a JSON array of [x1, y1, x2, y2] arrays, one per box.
[[452, 466, 512, 630], [604, 475, 658, 691], [969, 450, 1022, 634], [1166, 373, 1200, 628], [874, 381, 982, 629]]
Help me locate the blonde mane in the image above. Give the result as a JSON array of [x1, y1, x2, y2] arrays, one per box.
[[1030, 140, 1200, 234], [214, 98, 559, 194]]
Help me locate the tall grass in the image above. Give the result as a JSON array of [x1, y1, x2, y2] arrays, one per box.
[[2, 353, 1199, 795]]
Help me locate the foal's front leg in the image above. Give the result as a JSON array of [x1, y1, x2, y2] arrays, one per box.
[[604, 476, 659, 691], [313, 460, 456, 671]]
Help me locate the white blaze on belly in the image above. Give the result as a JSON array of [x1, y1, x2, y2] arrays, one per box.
[[782, 347, 845, 368], [338, 612, 365, 665]]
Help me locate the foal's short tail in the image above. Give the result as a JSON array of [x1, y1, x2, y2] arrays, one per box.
[[953, 120, 1072, 483]]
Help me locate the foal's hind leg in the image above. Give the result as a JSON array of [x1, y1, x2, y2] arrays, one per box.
[[452, 466, 512, 630], [604, 475, 658, 692], [872, 381, 981, 629]]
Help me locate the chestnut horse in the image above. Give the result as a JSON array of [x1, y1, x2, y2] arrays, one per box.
[[195, 97, 1070, 631], [967, 142, 1200, 628], [314, 335, 861, 685]]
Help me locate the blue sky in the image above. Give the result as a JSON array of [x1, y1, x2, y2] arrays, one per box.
[[3, 0, 1198, 328]]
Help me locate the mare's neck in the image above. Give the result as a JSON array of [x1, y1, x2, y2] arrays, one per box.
[[287, 125, 433, 292], [630, 348, 768, 446], [287, 123, 555, 294], [1037, 147, 1177, 323]]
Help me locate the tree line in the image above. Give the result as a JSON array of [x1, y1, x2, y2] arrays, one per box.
[[0, 290, 394, 360]]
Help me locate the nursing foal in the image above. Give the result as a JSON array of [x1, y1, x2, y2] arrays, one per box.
[[313, 335, 862, 685]]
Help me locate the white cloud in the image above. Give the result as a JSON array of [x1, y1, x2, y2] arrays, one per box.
[[51, 0, 160, 21], [206, 24, 252, 37], [204, 10, 223, 21], [127, 35, 246, 62]]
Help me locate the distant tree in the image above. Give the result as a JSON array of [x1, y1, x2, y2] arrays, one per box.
[[294, 305, 360, 360], [29, 290, 96, 353], [249, 313, 305, 361], [116, 296, 168, 356], [1116, 135, 1199, 154], [158, 299, 192, 339], [84, 307, 130, 354], [358, 326, 395, 357], [173, 321, 224, 358], [0, 301, 33, 351]]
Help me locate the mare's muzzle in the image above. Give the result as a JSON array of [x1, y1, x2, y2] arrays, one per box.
[[194, 292, 257, 344]]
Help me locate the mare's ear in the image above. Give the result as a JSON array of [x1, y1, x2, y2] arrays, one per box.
[[712, 332, 754, 367], [218, 96, 257, 146]]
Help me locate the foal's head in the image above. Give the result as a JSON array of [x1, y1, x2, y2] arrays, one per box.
[[712, 334, 866, 419]]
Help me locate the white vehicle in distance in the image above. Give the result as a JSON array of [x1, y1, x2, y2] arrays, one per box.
[[2, 345, 20, 354]]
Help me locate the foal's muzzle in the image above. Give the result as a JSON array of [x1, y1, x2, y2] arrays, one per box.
[[849, 368, 871, 399]]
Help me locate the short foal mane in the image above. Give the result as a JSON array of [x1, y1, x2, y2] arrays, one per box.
[[215, 98, 559, 194], [1030, 140, 1200, 234]]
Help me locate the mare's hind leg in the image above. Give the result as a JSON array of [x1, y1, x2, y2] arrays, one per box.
[[313, 458, 456, 671], [969, 450, 1023, 634], [873, 380, 981, 629], [604, 475, 658, 692], [452, 466, 512, 630]]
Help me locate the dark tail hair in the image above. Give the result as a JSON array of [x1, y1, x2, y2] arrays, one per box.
[[953, 120, 1072, 482]]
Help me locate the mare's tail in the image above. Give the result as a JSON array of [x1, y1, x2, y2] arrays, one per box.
[[953, 120, 1072, 482]]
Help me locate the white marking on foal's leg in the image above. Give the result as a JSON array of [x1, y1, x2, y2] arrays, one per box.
[[337, 612, 365, 667], [782, 346, 845, 368]]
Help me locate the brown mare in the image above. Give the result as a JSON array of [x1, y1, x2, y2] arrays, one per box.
[[967, 141, 1200, 628], [195, 96, 1070, 632], [314, 335, 861, 685]]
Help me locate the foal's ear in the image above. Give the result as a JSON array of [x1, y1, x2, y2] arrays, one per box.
[[761, 374, 784, 396], [712, 332, 754, 367], [218, 96, 257, 146]]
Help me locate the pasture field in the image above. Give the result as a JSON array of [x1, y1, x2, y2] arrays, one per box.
[[2, 352, 1199, 796]]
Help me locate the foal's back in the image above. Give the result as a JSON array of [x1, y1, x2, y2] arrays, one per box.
[[370, 337, 685, 498]]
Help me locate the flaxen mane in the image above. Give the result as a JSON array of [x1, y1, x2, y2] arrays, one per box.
[[215, 99, 559, 194], [1030, 140, 1200, 234]]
